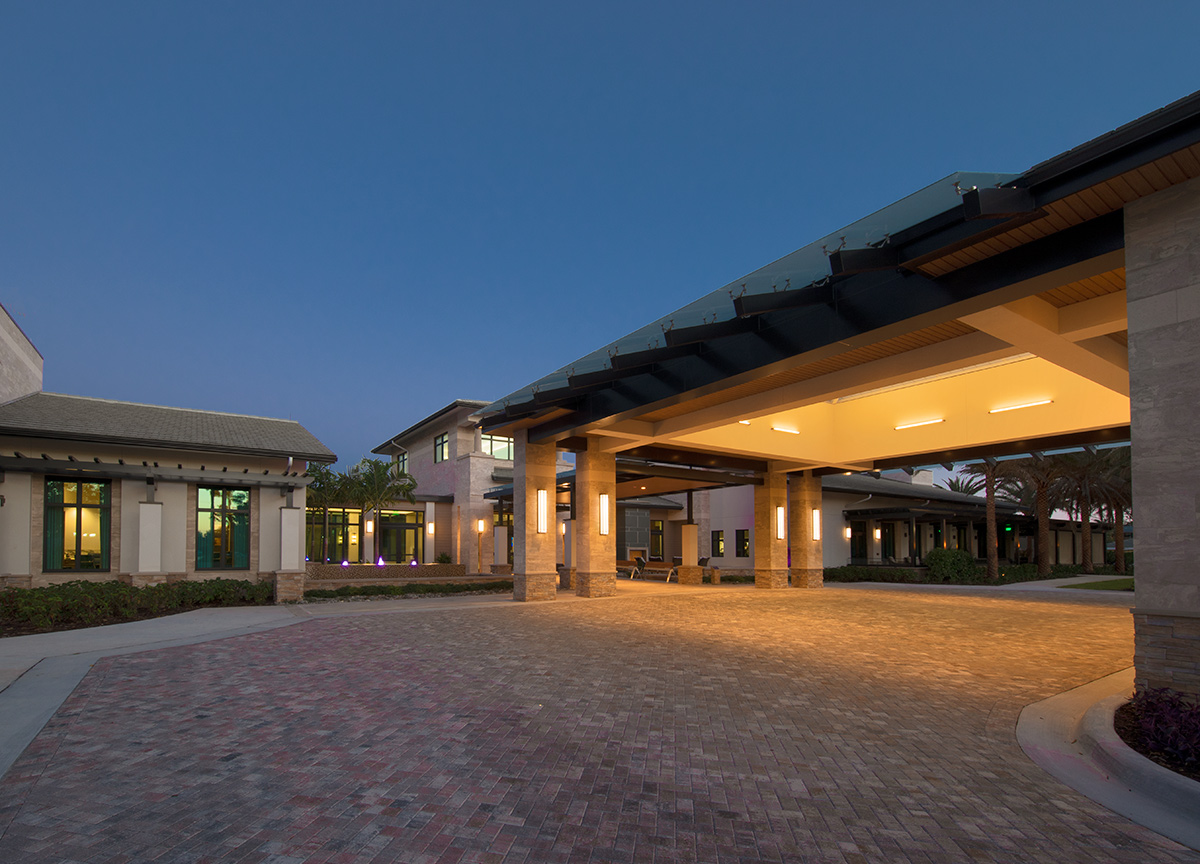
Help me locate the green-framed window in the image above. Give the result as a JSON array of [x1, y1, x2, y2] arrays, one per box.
[[197, 486, 251, 570], [480, 433, 513, 460], [735, 529, 750, 557], [711, 530, 724, 558], [433, 433, 449, 463], [44, 478, 111, 571]]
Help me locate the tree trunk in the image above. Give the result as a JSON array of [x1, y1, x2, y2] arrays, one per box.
[[1114, 505, 1126, 574], [1081, 489, 1094, 573], [986, 464, 999, 580], [1036, 483, 1051, 577]]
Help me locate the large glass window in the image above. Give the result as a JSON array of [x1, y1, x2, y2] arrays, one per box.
[[711, 530, 724, 558], [650, 520, 664, 559], [197, 487, 251, 570], [396, 452, 408, 475], [44, 478, 111, 571], [378, 510, 423, 563], [735, 529, 750, 557], [433, 433, 449, 463], [480, 434, 513, 460]]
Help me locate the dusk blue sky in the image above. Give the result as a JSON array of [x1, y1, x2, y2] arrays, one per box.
[[2, 2, 1196, 466]]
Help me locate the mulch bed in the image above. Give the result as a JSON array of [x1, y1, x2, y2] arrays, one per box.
[[1113, 700, 1200, 783]]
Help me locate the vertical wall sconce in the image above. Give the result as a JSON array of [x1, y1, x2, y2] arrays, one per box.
[[536, 489, 548, 534], [811, 509, 821, 542], [365, 519, 374, 533], [427, 521, 435, 536], [844, 526, 852, 541], [560, 521, 566, 535], [775, 505, 786, 540], [874, 527, 882, 541], [599, 493, 610, 535], [477, 518, 486, 533]]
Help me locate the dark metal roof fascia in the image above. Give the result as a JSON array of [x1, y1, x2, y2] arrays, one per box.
[[525, 211, 1123, 444], [1014, 89, 1200, 201], [0, 425, 336, 464], [371, 399, 492, 454]]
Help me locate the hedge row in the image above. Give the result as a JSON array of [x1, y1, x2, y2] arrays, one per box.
[[0, 579, 273, 632], [304, 581, 514, 599], [825, 551, 1133, 586]]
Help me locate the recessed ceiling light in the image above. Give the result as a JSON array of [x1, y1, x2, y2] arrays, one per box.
[[771, 426, 800, 434], [989, 399, 1053, 414], [894, 418, 944, 430]]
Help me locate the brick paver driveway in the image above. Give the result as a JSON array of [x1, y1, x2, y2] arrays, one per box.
[[0, 585, 1195, 864]]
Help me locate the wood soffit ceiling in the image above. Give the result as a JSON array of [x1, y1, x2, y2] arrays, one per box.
[[918, 143, 1200, 278]]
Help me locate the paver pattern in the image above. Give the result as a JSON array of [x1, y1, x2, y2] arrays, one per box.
[[0, 586, 1195, 864]]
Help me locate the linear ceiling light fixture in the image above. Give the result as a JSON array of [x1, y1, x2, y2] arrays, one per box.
[[895, 419, 944, 431], [989, 399, 1053, 414], [738, 420, 751, 425], [771, 426, 801, 435]]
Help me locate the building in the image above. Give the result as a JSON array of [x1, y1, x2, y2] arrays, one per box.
[[0, 303, 335, 598], [479, 90, 1200, 697]]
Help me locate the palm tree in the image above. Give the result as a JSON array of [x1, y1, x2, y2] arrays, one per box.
[[347, 458, 417, 564], [1051, 451, 1115, 573], [998, 458, 1064, 577], [962, 460, 1018, 579], [939, 473, 986, 496], [305, 463, 346, 563], [1093, 447, 1132, 573]]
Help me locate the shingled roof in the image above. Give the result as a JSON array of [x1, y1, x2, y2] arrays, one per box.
[[0, 393, 336, 462]]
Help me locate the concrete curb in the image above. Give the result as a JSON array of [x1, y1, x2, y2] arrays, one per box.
[[1017, 667, 1200, 851]]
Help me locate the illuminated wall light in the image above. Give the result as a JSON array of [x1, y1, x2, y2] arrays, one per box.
[[536, 489, 548, 534], [427, 521, 435, 535], [988, 399, 1053, 414], [560, 521, 566, 535], [477, 518, 486, 533], [844, 526, 853, 540], [775, 505, 786, 540], [873, 527, 882, 541], [811, 508, 821, 542], [771, 426, 801, 435], [365, 519, 374, 533], [894, 418, 944, 430], [599, 493, 610, 535]]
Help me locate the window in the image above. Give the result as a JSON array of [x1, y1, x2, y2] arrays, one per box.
[[711, 530, 724, 558], [735, 529, 750, 557], [197, 486, 251, 570], [650, 520, 664, 559], [480, 433, 513, 461], [396, 452, 408, 475], [378, 510, 423, 563], [433, 433, 449, 463], [44, 478, 111, 571]]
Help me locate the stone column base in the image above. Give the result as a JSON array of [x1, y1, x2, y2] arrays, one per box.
[[1, 575, 33, 589], [490, 563, 513, 576], [1134, 609, 1200, 698], [576, 571, 616, 597], [708, 567, 721, 584], [123, 572, 169, 589], [790, 568, 824, 588], [755, 569, 789, 589], [275, 571, 306, 604], [515, 572, 558, 601], [676, 565, 703, 586], [561, 567, 577, 590]]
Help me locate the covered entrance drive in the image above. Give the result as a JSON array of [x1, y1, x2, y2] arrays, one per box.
[[481, 92, 1200, 698]]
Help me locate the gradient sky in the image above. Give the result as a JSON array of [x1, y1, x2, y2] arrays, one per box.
[[2, 2, 1197, 466]]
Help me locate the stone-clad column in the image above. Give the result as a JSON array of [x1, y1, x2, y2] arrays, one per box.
[[753, 472, 788, 589], [1127, 175, 1200, 697], [788, 471, 823, 588], [513, 429, 558, 601], [575, 438, 617, 597]]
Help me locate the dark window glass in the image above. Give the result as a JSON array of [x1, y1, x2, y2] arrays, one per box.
[[197, 486, 251, 570], [711, 530, 724, 558], [650, 520, 664, 559], [44, 478, 111, 571], [396, 453, 408, 475], [735, 529, 750, 557]]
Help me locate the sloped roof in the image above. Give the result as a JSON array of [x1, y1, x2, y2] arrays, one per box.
[[0, 392, 335, 462], [372, 399, 491, 454], [821, 472, 1019, 512]]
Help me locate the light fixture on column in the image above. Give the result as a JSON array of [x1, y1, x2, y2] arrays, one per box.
[[560, 521, 566, 535], [811, 509, 821, 541], [536, 489, 548, 534], [427, 521, 435, 536], [477, 518, 486, 533], [599, 493, 610, 535], [874, 527, 882, 540], [775, 505, 785, 540], [844, 526, 852, 540]]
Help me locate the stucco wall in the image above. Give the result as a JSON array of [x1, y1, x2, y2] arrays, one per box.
[[0, 304, 42, 404]]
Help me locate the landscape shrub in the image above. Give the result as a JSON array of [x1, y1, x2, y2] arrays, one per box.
[[0, 578, 273, 633], [434, 553, 453, 564], [924, 548, 980, 583], [304, 580, 513, 599], [822, 566, 924, 584], [1129, 688, 1200, 769]]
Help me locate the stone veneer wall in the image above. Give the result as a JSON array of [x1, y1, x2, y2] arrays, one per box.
[[1127, 174, 1200, 698]]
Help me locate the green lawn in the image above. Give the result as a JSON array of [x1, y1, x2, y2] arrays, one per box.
[[1061, 577, 1134, 592]]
